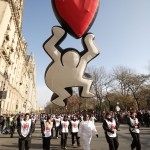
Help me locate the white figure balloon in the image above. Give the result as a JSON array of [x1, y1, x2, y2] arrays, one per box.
[[43, 26, 99, 107]]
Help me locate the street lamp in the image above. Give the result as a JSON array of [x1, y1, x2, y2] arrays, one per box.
[[0, 71, 8, 115], [116, 102, 120, 112]]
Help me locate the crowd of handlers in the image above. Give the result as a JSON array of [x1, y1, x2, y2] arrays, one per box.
[[0, 109, 150, 150]]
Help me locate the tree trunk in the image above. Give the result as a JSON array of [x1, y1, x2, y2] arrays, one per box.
[[133, 94, 140, 110]]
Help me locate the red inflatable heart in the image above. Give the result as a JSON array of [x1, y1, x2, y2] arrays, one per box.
[[52, 0, 100, 38]]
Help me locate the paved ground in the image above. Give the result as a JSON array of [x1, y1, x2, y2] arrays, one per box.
[[0, 121, 150, 150]]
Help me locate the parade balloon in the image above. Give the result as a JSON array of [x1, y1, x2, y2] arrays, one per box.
[[51, 0, 100, 38], [43, 26, 99, 107]]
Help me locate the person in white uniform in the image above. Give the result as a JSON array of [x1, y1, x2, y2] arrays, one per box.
[[18, 113, 34, 150], [42, 116, 53, 150], [78, 114, 98, 150], [103, 112, 119, 150], [127, 112, 141, 150], [60, 115, 70, 149], [70, 115, 80, 147], [54, 115, 61, 138]]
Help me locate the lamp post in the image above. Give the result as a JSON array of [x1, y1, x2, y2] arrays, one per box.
[[0, 71, 8, 115], [116, 102, 120, 112]]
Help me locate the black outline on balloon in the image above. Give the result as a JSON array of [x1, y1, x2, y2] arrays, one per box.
[[51, 0, 100, 39], [43, 26, 99, 107]]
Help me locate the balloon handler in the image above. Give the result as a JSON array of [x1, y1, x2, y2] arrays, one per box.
[[17, 113, 34, 150]]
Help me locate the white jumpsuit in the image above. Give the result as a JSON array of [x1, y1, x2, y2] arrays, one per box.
[[78, 120, 98, 150]]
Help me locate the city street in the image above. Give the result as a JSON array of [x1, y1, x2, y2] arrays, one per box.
[[0, 121, 150, 150]]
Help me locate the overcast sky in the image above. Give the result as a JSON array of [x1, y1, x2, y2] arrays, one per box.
[[22, 0, 150, 108]]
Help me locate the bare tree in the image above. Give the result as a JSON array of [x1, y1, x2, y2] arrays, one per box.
[[89, 67, 111, 114], [112, 66, 134, 94], [112, 66, 150, 110], [126, 74, 150, 110], [112, 66, 134, 110]]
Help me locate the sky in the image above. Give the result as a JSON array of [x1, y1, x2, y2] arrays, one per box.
[[22, 0, 150, 108]]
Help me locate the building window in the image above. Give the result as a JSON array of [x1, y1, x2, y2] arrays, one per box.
[[16, 104, 18, 110], [5, 34, 10, 41], [7, 24, 10, 31]]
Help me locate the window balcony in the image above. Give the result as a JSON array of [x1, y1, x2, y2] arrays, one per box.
[[0, 47, 12, 65]]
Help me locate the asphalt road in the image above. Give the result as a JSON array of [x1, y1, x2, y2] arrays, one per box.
[[0, 121, 150, 150]]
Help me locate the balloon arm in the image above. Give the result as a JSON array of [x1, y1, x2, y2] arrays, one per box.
[[81, 33, 99, 62], [43, 26, 66, 61]]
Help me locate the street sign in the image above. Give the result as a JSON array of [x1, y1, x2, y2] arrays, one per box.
[[0, 91, 7, 99]]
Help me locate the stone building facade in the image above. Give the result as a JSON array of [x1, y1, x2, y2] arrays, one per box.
[[0, 0, 36, 114]]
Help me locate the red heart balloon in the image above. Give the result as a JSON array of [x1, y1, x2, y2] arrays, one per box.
[[52, 0, 100, 38]]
